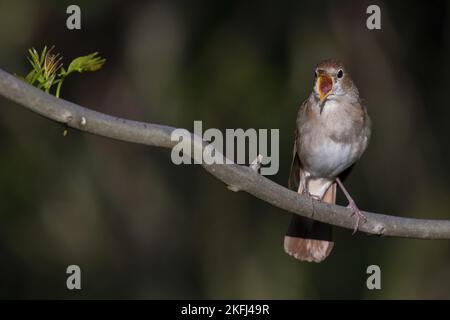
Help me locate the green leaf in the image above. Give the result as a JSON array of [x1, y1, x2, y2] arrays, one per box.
[[23, 46, 106, 98], [66, 52, 106, 75]]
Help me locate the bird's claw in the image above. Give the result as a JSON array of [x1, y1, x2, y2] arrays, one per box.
[[307, 192, 321, 201], [301, 189, 321, 201], [348, 200, 367, 234]]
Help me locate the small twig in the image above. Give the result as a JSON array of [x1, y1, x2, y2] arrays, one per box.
[[229, 154, 263, 191], [249, 154, 263, 172]]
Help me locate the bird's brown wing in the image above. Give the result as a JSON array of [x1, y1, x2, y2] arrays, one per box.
[[288, 127, 301, 191]]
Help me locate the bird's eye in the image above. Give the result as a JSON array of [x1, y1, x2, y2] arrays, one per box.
[[337, 69, 344, 79]]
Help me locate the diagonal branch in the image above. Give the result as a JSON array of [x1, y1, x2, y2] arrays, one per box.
[[1, 67, 449, 239]]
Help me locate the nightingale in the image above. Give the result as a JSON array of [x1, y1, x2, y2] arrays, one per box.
[[284, 59, 371, 263]]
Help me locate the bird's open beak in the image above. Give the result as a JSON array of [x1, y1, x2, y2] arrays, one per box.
[[317, 74, 333, 102], [317, 74, 333, 114]]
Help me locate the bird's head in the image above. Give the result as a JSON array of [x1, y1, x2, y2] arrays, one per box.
[[313, 59, 357, 114]]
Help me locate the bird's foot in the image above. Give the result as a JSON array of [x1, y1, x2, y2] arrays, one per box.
[[347, 200, 367, 235], [301, 189, 321, 218], [335, 177, 367, 234], [301, 189, 322, 201], [306, 192, 321, 201]]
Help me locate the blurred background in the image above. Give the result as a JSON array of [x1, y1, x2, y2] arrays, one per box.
[[0, 0, 449, 299]]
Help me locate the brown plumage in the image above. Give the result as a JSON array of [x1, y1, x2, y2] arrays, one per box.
[[284, 59, 371, 262]]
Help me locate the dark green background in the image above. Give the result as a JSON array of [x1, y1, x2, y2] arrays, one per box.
[[0, 0, 449, 298]]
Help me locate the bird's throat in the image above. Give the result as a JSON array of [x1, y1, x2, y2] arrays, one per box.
[[319, 100, 326, 115]]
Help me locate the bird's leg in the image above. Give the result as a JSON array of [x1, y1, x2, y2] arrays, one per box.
[[335, 177, 367, 234]]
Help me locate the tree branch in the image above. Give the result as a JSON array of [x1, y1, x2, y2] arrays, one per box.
[[1, 67, 449, 239]]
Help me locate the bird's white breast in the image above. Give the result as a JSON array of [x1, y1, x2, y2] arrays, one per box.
[[302, 133, 364, 179]]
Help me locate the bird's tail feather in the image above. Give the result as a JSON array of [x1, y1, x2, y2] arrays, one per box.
[[284, 182, 336, 262]]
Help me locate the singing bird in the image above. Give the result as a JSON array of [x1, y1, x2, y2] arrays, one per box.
[[284, 59, 371, 262]]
